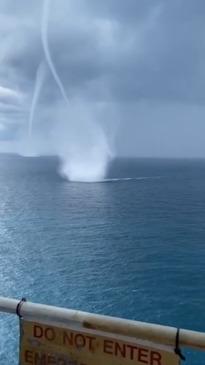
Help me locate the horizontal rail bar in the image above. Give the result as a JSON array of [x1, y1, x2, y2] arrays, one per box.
[[0, 296, 205, 351]]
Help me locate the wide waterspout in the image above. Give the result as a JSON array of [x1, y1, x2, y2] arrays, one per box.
[[41, 1, 112, 182], [53, 105, 113, 182]]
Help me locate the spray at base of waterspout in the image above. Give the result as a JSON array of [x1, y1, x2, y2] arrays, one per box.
[[59, 156, 111, 182]]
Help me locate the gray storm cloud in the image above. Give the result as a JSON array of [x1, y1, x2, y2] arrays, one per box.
[[0, 0, 205, 158], [0, 86, 23, 104]]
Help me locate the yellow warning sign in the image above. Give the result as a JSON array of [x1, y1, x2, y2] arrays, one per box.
[[20, 320, 180, 365]]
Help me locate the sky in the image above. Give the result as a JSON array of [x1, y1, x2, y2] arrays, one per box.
[[0, 0, 205, 157]]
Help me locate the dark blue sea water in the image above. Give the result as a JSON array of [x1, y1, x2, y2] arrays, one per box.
[[0, 154, 205, 364]]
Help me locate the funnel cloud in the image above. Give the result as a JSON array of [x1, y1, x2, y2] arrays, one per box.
[[41, 0, 69, 106], [28, 60, 46, 139]]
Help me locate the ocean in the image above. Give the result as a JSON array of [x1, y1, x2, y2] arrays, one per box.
[[0, 154, 205, 364]]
